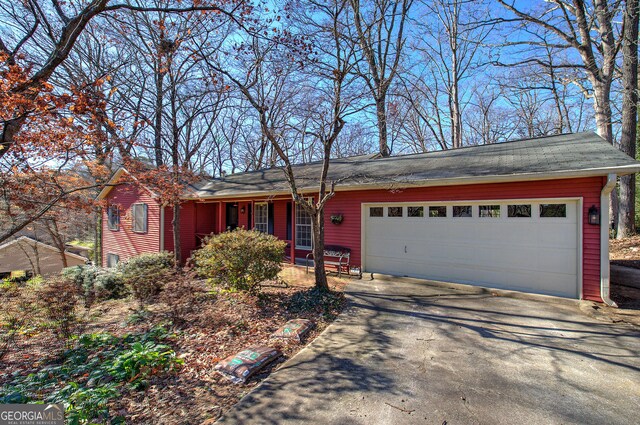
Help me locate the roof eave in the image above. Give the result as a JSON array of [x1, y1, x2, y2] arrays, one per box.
[[181, 165, 640, 201], [96, 167, 159, 201], [96, 168, 127, 201]]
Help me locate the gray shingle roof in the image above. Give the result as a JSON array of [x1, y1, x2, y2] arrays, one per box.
[[186, 132, 640, 199]]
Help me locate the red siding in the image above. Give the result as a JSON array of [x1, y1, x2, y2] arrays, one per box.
[[196, 203, 217, 235], [164, 201, 199, 261], [102, 182, 161, 266], [320, 177, 605, 302], [238, 202, 251, 229], [218, 203, 226, 231], [273, 200, 289, 240]]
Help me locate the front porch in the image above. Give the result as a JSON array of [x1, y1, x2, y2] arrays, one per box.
[[191, 197, 312, 265]]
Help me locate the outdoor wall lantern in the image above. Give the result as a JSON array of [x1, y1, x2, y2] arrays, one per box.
[[588, 205, 600, 225], [240, 207, 245, 214]]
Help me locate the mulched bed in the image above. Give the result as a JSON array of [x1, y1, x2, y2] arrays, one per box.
[[608, 235, 640, 310], [121, 285, 345, 424], [0, 269, 348, 424], [610, 284, 640, 310], [610, 235, 640, 269]]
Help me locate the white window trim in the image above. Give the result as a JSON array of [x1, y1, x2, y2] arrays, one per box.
[[254, 202, 269, 233], [131, 203, 148, 233], [295, 201, 313, 250]]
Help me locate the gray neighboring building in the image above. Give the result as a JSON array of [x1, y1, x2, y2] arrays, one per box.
[[0, 236, 88, 278]]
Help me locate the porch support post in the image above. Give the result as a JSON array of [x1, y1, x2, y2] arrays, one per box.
[[291, 201, 295, 264], [251, 200, 255, 229], [217, 201, 223, 233]]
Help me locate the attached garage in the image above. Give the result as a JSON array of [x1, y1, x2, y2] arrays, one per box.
[[363, 199, 581, 298]]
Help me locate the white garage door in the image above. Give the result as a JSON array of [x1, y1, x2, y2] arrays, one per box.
[[363, 200, 580, 298]]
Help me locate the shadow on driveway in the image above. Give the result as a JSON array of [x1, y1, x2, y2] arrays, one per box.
[[218, 279, 640, 425]]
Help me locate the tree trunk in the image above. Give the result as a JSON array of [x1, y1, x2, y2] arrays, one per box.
[[94, 207, 102, 265], [450, 23, 462, 149], [154, 71, 165, 167], [450, 78, 462, 149], [56, 237, 68, 268], [618, 176, 636, 237], [617, 0, 639, 238], [172, 204, 181, 266], [30, 244, 42, 276], [45, 220, 68, 268], [311, 209, 329, 291], [592, 80, 614, 144], [376, 96, 390, 157]]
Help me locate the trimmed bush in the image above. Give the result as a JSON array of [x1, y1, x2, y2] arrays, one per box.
[[193, 228, 286, 293], [117, 252, 175, 305], [61, 265, 125, 305], [61, 265, 84, 284]]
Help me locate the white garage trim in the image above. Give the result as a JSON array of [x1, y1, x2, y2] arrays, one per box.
[[600, 174, 617, 306], [361, 197, 583, 299]]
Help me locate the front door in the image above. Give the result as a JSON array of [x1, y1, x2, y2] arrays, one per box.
[[226, 203, 239, 230]]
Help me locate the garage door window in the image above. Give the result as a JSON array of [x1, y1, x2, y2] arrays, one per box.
[[429, 206, 447, 217], [369, 207, 383, 217], [388, 207, 403, 217], [408, 206, 424, 217], [452, 206, 472, 217], [540, 203, 566, 217], [508, 204, 531, 218], [479, 205, 500, 217]]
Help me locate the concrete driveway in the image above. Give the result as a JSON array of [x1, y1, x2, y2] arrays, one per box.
[[218, 278, 640, 425]]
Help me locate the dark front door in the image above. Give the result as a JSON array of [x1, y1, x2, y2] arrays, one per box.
[[226, 203, 239, 230]]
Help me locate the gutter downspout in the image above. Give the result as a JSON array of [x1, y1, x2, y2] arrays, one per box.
[[600, 173, 618, 307]]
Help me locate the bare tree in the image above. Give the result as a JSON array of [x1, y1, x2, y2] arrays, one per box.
[[108, 5, 232, 263], [0, 0, 246, 158], [618, 0, 639, 237], [0, 0, 250, 249], [465, 83, 517, 145], [201, 0, 361, 290], [349, 0, 413, 156], [496, 0, 623, 143], [396, 0, 492, 150]]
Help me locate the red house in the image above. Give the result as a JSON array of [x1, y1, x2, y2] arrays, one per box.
[[97, 133, 640, 304]]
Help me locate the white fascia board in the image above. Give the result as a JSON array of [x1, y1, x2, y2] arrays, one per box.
[[96, 168, 159, 201]]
